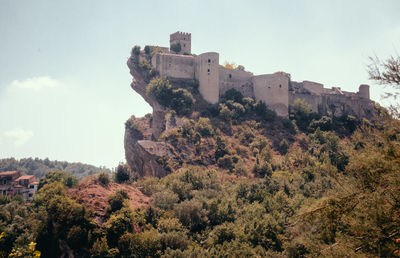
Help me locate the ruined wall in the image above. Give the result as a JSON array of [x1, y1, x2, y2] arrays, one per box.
[[218, 67, 254, 98], [253, 72, 290, 117], [303, 81, 324, 95], [289, 92, 323, 113], [322, 94, 373, 118], [152, 53, 195, 79], [195, 52, 220, 104]]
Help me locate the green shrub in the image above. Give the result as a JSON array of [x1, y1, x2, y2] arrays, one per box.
[[98, 172, 110, 186], [146, 78, 194, 115], [195, 117, 214, 137], [255, 101, 276, 121], [152, 190, 179, 210], [253, 158, 273, 178], [278, 139, 290, 155], [138, 57, 152, 71], [115, 163, 130, 183], [170, 88, 195, 116], [310, 116, 332, 131], [221, 89, 244, 104], [290, 98, 317, 130], [108, 190, 129, 212], [125, 117, 144, 139], [144, 45, 151, 55], [170, 43, 181, 53], [215, 136, 229, 161], [217, 154, 239, 171], [173, 200, 208, 232], [131, 45, 141, 55]]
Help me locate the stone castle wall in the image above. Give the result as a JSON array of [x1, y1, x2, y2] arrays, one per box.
[[218, 67, 254, 98], [253, 73, 290, 117], [194, 52, 220, 104], [152, 53, 195, 79], [146, 32, 372, 119]]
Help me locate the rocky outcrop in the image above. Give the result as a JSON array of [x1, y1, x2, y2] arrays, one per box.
[[125, 54, 173, 178]]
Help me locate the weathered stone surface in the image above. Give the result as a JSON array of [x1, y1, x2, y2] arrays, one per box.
[[125, 126, 173, 178]]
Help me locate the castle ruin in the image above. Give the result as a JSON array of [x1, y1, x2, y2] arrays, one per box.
[[125, 32, 374, 178], [149, 31, 373, 118]]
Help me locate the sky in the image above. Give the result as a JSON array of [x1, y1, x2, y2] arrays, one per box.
[[1, 0, 399, 169]]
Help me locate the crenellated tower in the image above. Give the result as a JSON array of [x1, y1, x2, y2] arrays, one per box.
[[170, 31, 191, 55]]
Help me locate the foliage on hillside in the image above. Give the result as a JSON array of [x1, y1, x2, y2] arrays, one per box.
[[0, 157, 111, 179], [1, 98, 399, 257]]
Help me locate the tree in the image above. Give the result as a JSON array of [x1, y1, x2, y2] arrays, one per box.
[[170, 43, 181, 53], [115, 163, 130, 183], [367, 54, 400, 100]]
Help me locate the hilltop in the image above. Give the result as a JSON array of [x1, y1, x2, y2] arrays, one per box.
[[124, 32, 373, 179]]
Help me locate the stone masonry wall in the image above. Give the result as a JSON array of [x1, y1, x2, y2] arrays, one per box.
[[195, 52, 220, 104], [253, 73, 290, 117], [152, 53, 195, 79], [218, 67, 254, 98]]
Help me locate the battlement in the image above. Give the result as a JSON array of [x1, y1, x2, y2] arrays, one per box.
[[170, 31, 191, 39]]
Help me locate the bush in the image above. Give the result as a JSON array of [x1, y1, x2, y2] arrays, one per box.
[[108, 190, 130, 212], [115, 163, 130, 183], [278, 139, 290, 155], [125, 117, 144, 139], [195, 117, 214, 137], [152, 190, 179, 210], [290, 99, 317, 130], [131, 45, 141, 55], [253, 160, 273, 178], [138, 58, 152, 71], [310, 116, 332, 131], [170, 88, 195, 116], [215, 136, 229, 161], [217, 155, 239, 171], [170, 43, 181, 53], [255, 101, 276, 121], [146, 78, 173, 106], [144, 45, 151, 55], [98, 172, 110, 186], [174, 200, 208, 232], [146, 78, 195, 115], [221, 89, 244, 104]]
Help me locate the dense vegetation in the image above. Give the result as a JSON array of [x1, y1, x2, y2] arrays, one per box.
[[1, 98, 399, 257], [1, 51, 399, 257], [0, 157, 111, 179]]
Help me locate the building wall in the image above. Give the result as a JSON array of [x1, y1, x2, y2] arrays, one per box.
[[218, 67, 254, 98], [289, 92, 323, 113], [303, 80, 324, 95], [195, 52, 220, 104], [322, 94, 373, 118], [152, 53, 195, 79], [253, 72, 290, 117], [358, 84, 370, 99]]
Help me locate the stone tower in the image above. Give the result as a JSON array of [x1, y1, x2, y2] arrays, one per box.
[[170, 31, 191, 55]]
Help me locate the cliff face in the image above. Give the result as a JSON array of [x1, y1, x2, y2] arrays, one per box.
[[125, 54, 173, 178], [124, 120, 173, 178]]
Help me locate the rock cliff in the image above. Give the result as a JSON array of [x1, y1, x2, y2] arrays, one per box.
[[125, 53, 174, 178]]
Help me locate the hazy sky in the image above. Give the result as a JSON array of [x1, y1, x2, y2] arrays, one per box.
[[1, 0, 399, 168]]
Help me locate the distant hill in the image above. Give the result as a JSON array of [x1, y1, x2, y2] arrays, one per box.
[[0, 157, 111, 179]]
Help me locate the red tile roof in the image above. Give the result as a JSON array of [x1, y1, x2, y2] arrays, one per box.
[[0, 171, 20, 177], [16, 175, 35, 180]]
